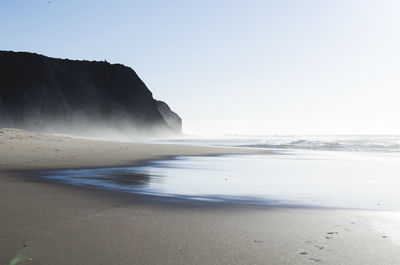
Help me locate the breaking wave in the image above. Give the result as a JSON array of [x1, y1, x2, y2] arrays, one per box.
[[153, 135, 400, 152]]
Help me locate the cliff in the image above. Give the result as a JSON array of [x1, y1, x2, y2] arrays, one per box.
[[0, 51, 182, 137], [155, 100, 182, 134]]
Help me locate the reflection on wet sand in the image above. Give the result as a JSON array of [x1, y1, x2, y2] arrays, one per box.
[[40, 151, 400, 210]]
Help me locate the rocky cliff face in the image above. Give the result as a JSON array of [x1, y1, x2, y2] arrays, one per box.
[[0, 51, 181, 137], [155, 100, 182, 134]]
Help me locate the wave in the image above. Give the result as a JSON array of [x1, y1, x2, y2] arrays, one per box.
[[153, 135, 400, 152], [240, 136, 400, 152]]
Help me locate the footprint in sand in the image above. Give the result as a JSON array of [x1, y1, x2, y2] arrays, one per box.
[[309, 257, 322, 263], [327, 231, 338, 235], [325, 232, 338, 239]]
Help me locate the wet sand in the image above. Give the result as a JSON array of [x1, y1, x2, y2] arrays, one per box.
[[1, 129, 399, 264]]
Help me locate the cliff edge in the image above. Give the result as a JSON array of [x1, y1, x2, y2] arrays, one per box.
[[0, 51, 182, 137]]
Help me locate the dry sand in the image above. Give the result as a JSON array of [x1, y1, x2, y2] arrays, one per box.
[[1, 128, 399, 265], [0, 128, 263, 171]]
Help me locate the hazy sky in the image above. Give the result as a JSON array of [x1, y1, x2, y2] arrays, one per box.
[[2, 0, 400, 135]]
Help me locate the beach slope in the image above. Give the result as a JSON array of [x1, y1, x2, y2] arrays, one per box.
[[0, 129, 399, 265]]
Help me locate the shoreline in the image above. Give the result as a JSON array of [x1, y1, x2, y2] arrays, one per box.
[[2, 170, 399, 265], [7, 166, 400, 212], [1, 129, 400, 264], [0, 128, 267, 172]]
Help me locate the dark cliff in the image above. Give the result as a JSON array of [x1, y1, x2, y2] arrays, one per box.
[[155, 100, 182, 134], [0, 51, 182, 137]]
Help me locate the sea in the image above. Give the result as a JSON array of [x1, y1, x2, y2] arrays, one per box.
[[41, 135, 400, 211]]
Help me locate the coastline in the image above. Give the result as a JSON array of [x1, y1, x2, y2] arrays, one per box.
[[2, 172, 399, 265], [0, 128, 265, 171], [1, 129, 400, 264]]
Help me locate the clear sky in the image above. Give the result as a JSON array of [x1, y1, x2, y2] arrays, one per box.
[[1, 0, 400, 135]]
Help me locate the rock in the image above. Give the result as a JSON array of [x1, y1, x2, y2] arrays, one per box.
[[0, 51, 182, 137], [155, 100, 181, 134]]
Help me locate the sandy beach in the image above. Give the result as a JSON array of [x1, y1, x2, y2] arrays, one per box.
[[1, 129, 399, 265], [0, 128, 262, 171]]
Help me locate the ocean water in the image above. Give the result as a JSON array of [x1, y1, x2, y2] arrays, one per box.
[[149, 134, 400, 152], [41, 135, 400, 211]]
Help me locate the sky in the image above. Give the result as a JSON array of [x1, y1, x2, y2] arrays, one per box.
[[1, 0, 400, 135]]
